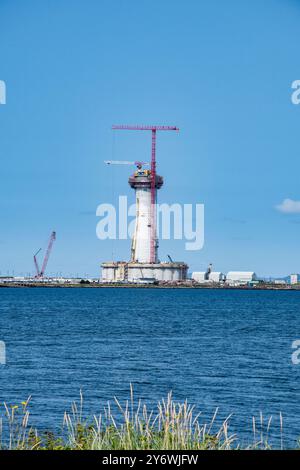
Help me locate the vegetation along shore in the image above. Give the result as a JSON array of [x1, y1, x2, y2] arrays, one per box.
[[0, 388, 288, 450]]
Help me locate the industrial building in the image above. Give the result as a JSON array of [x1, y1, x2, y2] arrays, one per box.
[[102, 261, 188, 283], [192, 271, 225, 283], [101, 125, 188, 283], [290, 274, 299, 285], [191, 268, 257, 286], [226, 271, 257, 285], [191, 264, 225, 284]]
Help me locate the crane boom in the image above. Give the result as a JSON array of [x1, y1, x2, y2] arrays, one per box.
[[105, 160, 136, 165], [104, 160, 149, 166], [40, 231, 56, 277], [112, 125, 179, 132], [33, 248, 41, 277]]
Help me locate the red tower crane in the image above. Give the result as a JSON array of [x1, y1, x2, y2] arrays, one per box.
[[112, 125, 179, 263], [33, 231, 56, 278]]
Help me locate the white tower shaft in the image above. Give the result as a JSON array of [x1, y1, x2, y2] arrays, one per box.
[[131, 187, 155, 263]]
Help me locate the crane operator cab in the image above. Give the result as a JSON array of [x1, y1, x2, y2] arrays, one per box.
[[134, 162, 151, 177]]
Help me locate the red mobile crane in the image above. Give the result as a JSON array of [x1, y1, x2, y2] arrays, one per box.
[[33, 231, 56, 278], [112, 125, 179, 263]]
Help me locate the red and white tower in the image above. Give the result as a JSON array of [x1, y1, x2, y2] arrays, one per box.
[[112, 125, 178, 264], [101, 125, 188, 283], [129, 164, 163, 263]]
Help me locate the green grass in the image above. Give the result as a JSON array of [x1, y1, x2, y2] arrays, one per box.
[[0, 386, 287, 450]]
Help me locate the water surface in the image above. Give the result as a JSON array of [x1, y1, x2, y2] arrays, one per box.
[[0, 287, 299, 447]]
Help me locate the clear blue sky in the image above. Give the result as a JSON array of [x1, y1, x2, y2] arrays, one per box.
[[0, 0, 300, 278]]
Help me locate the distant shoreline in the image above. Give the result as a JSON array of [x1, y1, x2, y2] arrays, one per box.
[[1, 282, 300, 291]]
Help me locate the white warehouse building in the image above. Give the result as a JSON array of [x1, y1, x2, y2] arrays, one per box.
[[210, 272, 225, 283], [192, 272, 225, 283], [226, 272, 257, 284]]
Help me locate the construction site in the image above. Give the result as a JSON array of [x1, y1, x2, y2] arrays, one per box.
[[0, 124, 298, 289], [101, 125, 189, 283]]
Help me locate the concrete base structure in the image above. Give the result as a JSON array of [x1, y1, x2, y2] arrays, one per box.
[[101, 261, 188, 283]]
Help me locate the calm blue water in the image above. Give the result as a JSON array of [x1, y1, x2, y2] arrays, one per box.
[[0, 287, 300, 447]]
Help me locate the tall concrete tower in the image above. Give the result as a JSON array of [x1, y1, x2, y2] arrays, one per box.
[[101, 124, 188, 284], [129, 165, 163, 263]]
